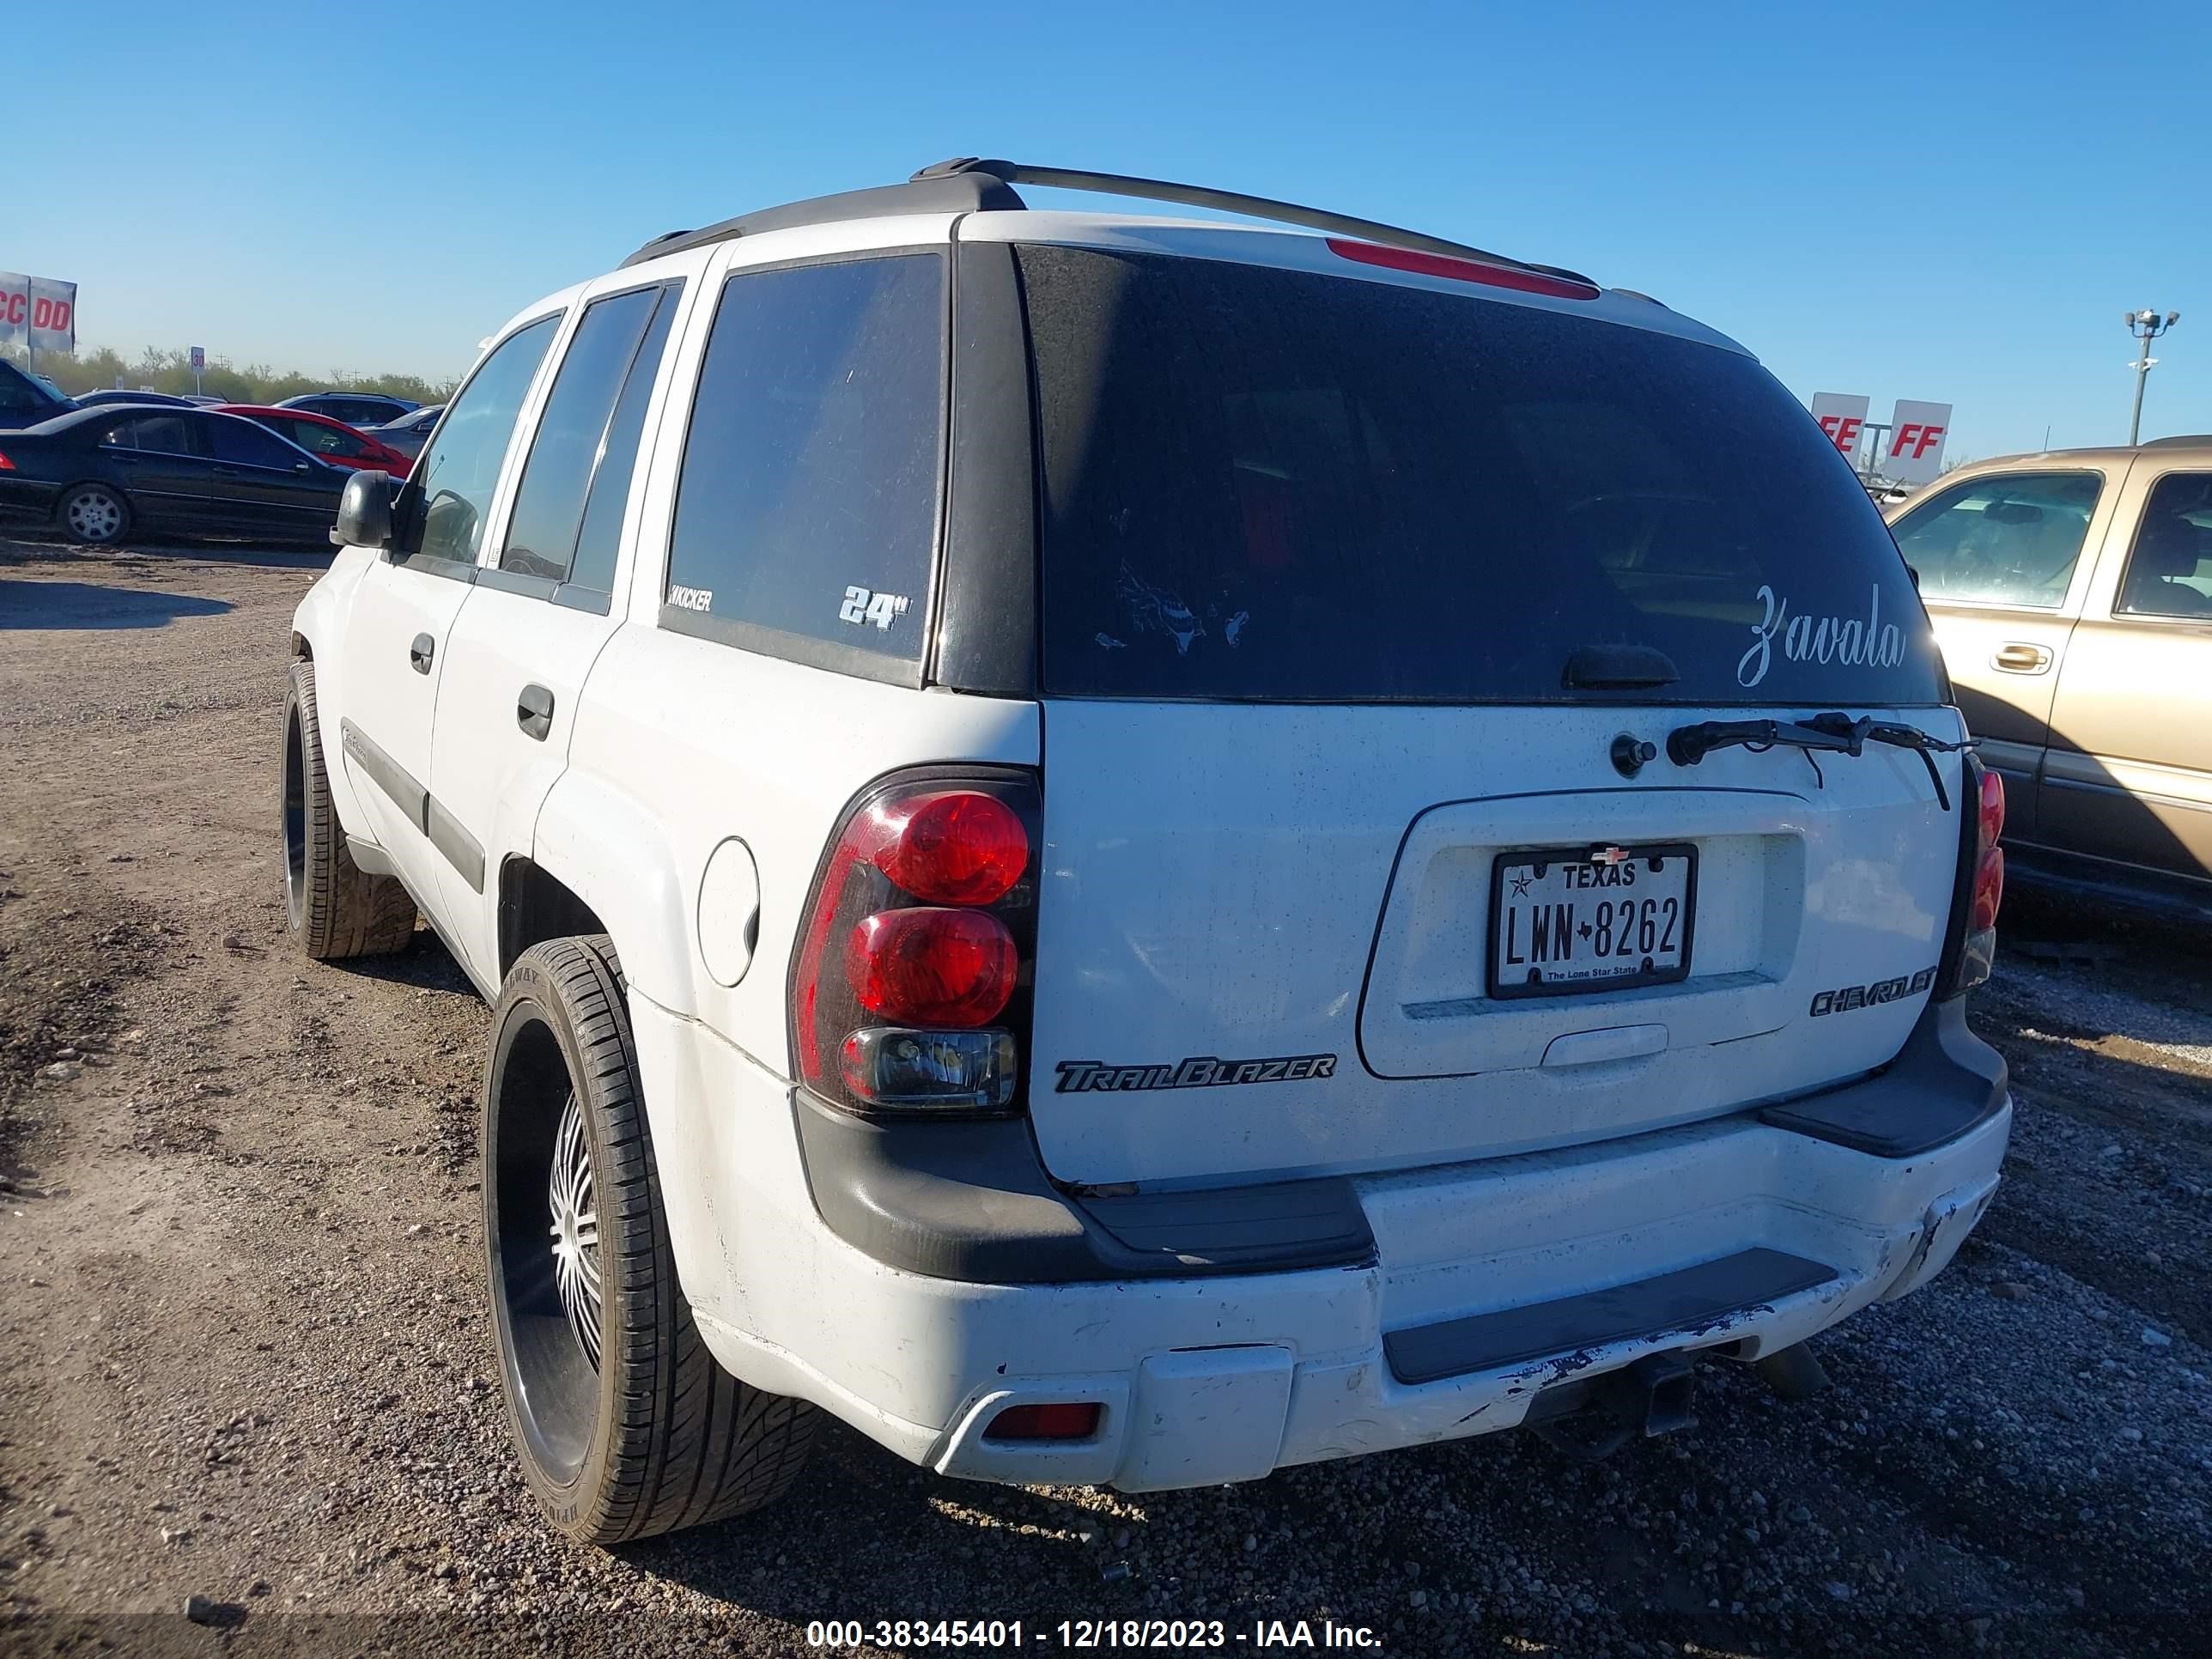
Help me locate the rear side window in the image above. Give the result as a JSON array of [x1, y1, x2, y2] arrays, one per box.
[[501, 281, 680, 590], [100, 414, 198, 455], [208, 416, 301, 468], [1889, 471, 2101, 609], [410, 316, 559, 565], [665, 253, 944, 665], [1019, 248, 1942, 705], [0, 365, 41, 414], [2117, 472, 2212, 618]]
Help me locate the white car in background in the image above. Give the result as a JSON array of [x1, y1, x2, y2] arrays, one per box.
[[281, 159, 2012, 1544]]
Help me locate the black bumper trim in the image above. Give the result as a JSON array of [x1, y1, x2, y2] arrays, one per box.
[[1759, 995, 2008, 1158], [1384, 1247, 1837, 1385], [790, 1091, 1375, 1285]]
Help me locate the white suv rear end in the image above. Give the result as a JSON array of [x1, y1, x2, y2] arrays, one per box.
[[285, 161, 2011, 1541]]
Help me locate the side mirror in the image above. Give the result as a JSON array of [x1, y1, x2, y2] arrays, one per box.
[[333, 467, 394, 550]]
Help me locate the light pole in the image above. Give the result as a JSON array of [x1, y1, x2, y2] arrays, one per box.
[[2125, 308, 2180, 445]]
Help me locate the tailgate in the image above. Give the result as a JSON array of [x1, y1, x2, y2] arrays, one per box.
[[1028, 701, 1965, 1188]]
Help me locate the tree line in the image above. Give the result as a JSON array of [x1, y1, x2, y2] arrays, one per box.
[[3, 343, 456, 408]]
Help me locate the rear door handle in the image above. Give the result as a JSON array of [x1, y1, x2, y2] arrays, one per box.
[[1990, 642, 2052, 674], [516, 684, 555, 741], [409, 633, 434, 673]]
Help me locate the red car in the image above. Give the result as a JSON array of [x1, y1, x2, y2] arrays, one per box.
[[214, 404, 415, 477]]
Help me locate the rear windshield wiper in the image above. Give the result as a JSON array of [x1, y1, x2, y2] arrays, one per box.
[[1667, 712, 1973, 808]]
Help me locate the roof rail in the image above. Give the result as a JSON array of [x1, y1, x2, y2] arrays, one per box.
[[914, 158, 1592, 285], [623, 158, 1594, 287], [621, 171, 1024, 268]]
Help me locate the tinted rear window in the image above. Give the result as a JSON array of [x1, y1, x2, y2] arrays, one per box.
[[1019, 247, 1942, 705]]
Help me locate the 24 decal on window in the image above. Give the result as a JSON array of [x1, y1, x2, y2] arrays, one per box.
[[838, 585, 911, 631]]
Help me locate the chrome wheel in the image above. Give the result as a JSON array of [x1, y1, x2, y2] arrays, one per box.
[[548, 1091, 601, 1370], [64, 488, 125, 544]]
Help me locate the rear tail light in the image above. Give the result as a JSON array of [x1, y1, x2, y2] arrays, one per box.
[[0, 450, 14, 471], [1941, 756, 2005, 997], [844, 907, 1017, 1025], [985, 1402, 1101, 1441], [793, 769, 1038, 1116]]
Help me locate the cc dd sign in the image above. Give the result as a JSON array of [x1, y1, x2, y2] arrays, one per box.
[[0, 272, 77, 354]]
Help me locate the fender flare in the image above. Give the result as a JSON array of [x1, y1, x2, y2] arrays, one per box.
[[532, 768, 697, 1018]]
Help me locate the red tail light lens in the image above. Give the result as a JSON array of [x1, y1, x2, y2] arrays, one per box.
[[792, 769, 1039, 1117], [985, 1402, 1101, 1441], [845, 908, 1017, 1026], [0, 450, 15, 471], [1970, 846, 2005, 934], [1978, 765, 2006, 850], [1942, 756, 2004, 997], [872, 790, 1028, 905]]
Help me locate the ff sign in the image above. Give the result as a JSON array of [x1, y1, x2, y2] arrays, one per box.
[[1884, 399, 1953, 485], [0, 273, 78, 355], [1809, 392, 1871, 462]]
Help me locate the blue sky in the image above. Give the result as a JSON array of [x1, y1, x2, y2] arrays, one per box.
[[12, 0, 2208, 458]]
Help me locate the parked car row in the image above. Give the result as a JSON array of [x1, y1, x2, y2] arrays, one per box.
[[0, 405, 356, 543]]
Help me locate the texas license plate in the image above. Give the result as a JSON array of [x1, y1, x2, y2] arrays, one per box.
[[1487, 842, 1698, 1000]]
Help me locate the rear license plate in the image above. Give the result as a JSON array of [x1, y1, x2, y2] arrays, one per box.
[[1487, 842, 1697, 1000]]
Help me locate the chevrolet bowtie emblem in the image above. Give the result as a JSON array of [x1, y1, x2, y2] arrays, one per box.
[[1590, 846, 1631, 865]]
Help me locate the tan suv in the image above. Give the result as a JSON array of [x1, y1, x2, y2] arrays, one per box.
[[1887, 437, 2212, 916]]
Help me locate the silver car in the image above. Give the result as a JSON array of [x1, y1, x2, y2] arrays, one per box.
[[366, 404, 441, 461]]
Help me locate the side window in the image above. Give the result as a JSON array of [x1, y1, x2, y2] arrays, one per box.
[[100, 414, 198, 455], [501, 283, 678, 588], [409, 316, 560, 565], [208, 416, 304, 468], [2117, 472, 2212, 618], [283, 420, 361, 459], [1890, 471, 2101, 608], [0, 368, 38, 415], [665, 254, 944, 663]]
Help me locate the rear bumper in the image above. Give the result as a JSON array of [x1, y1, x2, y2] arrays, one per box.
[[0, 478, 60, 521], [641, 997, 2008, 1492]]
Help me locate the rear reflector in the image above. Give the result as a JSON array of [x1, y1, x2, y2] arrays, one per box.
[[986, 1402, 1102, 1441], [1326, 237, 1601, 301]]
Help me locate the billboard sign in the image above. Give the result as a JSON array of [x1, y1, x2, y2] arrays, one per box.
[[1809, 392, 1870, 461], [0, 273, 77, 354], [1881, 399, 1952, 484]]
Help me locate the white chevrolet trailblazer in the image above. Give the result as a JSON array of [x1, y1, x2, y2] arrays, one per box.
[[283, 161, 2012, 1543]]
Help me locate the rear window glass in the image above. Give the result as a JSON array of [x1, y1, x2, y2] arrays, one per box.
[[1019, 247, 1942, 705], [666, 253, 943, 662]]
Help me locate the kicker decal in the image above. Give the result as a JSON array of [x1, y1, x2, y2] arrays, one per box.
[[1809, 966, 1937, 1017], [1055, 1053, 1338, 1094]]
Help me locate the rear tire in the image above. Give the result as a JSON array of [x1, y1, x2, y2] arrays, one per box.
[[485, 934, 818, 1544], [58, 483, 131, 545], [283, 659, 418, 958]]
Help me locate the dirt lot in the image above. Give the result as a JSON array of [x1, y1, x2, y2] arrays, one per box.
[[2, 534, 2209, 1658]]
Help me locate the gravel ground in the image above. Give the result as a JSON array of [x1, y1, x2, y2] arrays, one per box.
[[2, 533, 2208, 1658]]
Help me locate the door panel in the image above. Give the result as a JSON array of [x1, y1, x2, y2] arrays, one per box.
[[2038, 466, 2212, 882], [425, 586, 618, 988], [1893, 465, 2124, 836], [332, 557, 477, 934]]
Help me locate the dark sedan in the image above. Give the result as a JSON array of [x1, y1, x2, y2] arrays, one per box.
[[73, 388, 200, 409], [0, 406, 351, 544]]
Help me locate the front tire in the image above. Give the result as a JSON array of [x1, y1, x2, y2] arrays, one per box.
[[283, 659, 418, 958], [58, 483, 131, 545], [484, 935, 817, 1544]]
